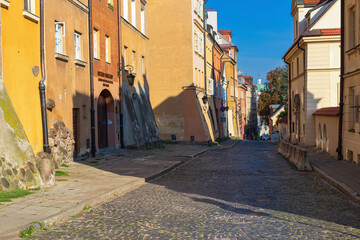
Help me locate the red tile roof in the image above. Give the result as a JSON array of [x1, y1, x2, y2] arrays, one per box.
[[313, 107, 340, 116], [321, 29, 341, 35]]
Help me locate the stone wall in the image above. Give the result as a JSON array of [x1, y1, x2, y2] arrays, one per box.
[[0, 87, 43, 190], [49, 121, 75, 164]]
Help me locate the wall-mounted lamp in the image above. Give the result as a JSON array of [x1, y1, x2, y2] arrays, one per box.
[[120, 64, 136, 87], [202, 95, 208, 105]]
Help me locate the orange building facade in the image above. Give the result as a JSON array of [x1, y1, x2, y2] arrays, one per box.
[[92, 0, 121, 149]]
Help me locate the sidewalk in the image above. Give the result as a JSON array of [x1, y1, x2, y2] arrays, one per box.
[[0, 140, 239, 239], [309, 151, 360, 204]]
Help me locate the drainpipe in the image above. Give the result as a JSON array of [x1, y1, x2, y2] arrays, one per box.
[[203, 0, 208, 92], [39, 0, 51, 154], [117, 0, 124, 148], [298, 41, 305, 144], [88, 0, 96, 157], [338, 0, 344, 160], [283, 58, 291, 142]]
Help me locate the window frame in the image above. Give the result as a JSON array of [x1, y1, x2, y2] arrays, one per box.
[[131, 0, 136, 27], [74, 32, 82, 60], [123, 0, 129, 20], [105, 35, 111, 63], [93, 29, 100, 59], [55, 22, 65, 54]]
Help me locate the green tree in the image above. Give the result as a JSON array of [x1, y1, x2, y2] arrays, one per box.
[[258, 65, 288, 124]]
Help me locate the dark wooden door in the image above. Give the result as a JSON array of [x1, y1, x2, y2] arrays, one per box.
[[97, 95, 108, 149]]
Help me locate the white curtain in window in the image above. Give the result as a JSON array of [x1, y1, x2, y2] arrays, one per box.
[[74, 33, 81, 60], [141, 6, 145, 34], [123, 0, 128, 20], [55, 23, 63, 54], [93, 30, 98, 58], [131, 0, 136, 26]]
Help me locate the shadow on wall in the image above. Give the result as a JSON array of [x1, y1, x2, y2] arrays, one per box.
[[290, 91, 322, 145], [152, 88, 219, 143], [122, 78, 161, 149]]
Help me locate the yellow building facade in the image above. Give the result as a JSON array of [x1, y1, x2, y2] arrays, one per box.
[[148, 0, 214, 143], [1, 0, 43, 153]]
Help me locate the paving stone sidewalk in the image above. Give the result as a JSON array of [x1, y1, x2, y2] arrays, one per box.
[[309, 151, 360, 203], [0, 140, 239, 239]]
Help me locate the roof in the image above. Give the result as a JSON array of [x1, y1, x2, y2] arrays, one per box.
[[312, 107, 340, 116]]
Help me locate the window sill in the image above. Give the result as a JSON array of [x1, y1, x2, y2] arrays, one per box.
[[0, 0, 10, 9], [348, 129, 356, 133], [75, 59, 87, 67], [94, 57, 100, 61], [55, 53, 69, 62], [23, 10, 39, 23]]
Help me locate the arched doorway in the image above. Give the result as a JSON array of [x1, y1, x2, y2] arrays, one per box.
[[97, 90, 114, 149]]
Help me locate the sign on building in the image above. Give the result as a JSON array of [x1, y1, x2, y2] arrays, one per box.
[[207, 78, 214, 96]]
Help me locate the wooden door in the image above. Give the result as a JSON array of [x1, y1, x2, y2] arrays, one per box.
[[97, 95, 108, 149]]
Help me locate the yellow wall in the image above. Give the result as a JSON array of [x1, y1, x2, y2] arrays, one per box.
[[148, 0, 193, 140], [121, 0, 149, 91], [1, 1, 43, 153]]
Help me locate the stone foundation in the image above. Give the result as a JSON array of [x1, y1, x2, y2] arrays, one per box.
[[49, 121, 75, 165]]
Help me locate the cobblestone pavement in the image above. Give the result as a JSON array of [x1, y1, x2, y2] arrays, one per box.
[[35, 141, 360, 239]]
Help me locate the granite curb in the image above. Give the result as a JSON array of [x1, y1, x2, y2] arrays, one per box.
[[312, 166, 360, 204]]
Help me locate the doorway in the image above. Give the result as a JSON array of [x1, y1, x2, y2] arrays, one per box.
[[97, 90, 113, 149]]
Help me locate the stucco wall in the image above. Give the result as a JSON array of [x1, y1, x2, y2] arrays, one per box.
[[45, 0, 90, 156], [1, 0, 43, 153], [315, 115, 339, 158]]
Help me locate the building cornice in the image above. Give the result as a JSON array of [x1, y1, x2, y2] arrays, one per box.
[[121, 17, 149, 40]]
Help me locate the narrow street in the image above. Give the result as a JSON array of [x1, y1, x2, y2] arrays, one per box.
[[36, 141, 360, 239]]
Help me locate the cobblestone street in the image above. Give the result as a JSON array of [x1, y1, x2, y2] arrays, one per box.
[[36, 141, 360, 239]]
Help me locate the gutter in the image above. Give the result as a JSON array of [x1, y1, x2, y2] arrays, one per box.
[[203, 0, 208, 95], [117, 0, 124, 148], [337, 0, 344, 160], [39, 0, 51, 153], [88, 0, 96, 157], [298, 41, 306, 143]]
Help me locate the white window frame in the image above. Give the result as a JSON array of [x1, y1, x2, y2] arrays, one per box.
[[24, 0, 35, 13], [55, 22, 65, 54], [131, 0, 136, 27], [141, 5, 145, 35], [93, 29, 99, 59], [132, 50, 136, 72], [74, 32, 81, 60], [123, 0, 129, 20], [105, 35, 111, 63], [123, 46, 127, 66]]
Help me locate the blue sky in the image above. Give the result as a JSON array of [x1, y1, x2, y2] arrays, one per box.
[[206, 0, 293, 82]]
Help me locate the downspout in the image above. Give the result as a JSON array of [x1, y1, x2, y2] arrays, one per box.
[[338, 0, 344, 160], [88, 0, 96, 157], [117, 0, 124, 148], [39, 0, 51, 153], [298, 41, 305, 143], [283, 58, 292, 142], [203, 0, 208, 92]]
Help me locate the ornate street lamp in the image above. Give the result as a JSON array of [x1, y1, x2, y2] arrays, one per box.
[[121, 64, 136, 87]]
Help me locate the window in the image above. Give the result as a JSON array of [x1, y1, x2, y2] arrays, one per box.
[[141, 6, 145, 34], [132, 51, 136, 72], [349, 7, 356, 48], [55, 22, 65, 54], [123, 0, 128, 20], [107, 0, 114, 10], [194, 32, 199, 52], [131, 0, 136, 26], [296, 57, 299, 76], [74, 32, 81, 60], [350, 87, 356, 130], [196, 0, 203, 16], [24, 0, 34, 13], [105, 35, 111, 63], [123, 46, 127, 65], [318, 123, 322, 143], [93, 29, 99, 59], [141, 56, 145, 75]]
